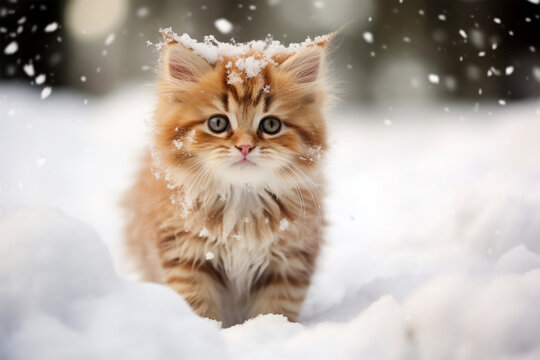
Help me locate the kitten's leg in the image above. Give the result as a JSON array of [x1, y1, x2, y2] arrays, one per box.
[[249, 271, 311, 322], [160, 255, 225, 323], [249, 248, 316, 322]]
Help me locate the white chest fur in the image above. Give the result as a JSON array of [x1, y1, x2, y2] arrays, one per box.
[[211, 189, 278, 294]]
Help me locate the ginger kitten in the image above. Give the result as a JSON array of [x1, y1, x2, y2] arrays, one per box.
[[123, 29, 332, 327]]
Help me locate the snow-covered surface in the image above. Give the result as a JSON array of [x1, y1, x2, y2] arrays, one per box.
[[1, 84, 540, 359], [0, 210, 225, 360]]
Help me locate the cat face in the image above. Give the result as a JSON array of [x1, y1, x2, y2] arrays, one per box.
[[152, 38, 330, 194]]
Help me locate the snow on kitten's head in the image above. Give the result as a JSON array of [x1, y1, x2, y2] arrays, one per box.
[[151, 29, 333, 195]]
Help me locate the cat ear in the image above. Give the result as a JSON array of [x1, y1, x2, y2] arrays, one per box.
[[162, 41, 213, 83], [279, 46, 324, 84], [279, 33, 334, 84]]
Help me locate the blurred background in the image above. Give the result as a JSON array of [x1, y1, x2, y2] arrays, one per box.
[[1, 0, 539, 106]]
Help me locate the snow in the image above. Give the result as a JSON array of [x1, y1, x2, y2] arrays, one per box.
[[40, 87, 52, 99], [234, 56, 269, 78], [44, 22, 58, 32], [533, 67, 540, 82], [137, 6, 150, 18], [172, 139, 184, 150], [81, 75, 87, 82], [22, 63, 35, 77], [458, 29, 467, 39], [214, 18, 233, 34], [427, 73, 439, 84], [104, 33, 115, 46], [35, 74, 46, 85], [362, 31, 374, 44], [1, 84, 540, 359], [279, 218, 289, 231], [36, 157, 47, 167], [206, 251, 215, 260], [157, 28, 331, 82], [495, 245, 540, 273], [505, 66, 514, 75], [0, 210, 226, 360], [199, 227, 210, 237], [4, 41, 18, 55]]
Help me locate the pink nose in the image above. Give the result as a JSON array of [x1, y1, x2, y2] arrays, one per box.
[[236, 145, 254, 156]]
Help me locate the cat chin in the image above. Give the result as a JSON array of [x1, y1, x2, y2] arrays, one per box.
[[217, 166, 279, 187]]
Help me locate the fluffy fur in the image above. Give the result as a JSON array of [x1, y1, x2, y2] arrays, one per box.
[[123, 32, 332, 327]]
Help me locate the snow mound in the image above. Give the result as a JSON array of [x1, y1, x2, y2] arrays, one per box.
[[225, 269, 540, 360], [0, 210, 226, 360], [2, 212, 539, 360], [495, 245, 540, 274]]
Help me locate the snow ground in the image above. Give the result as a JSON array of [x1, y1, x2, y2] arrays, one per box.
[[1, 84, 540, 359]]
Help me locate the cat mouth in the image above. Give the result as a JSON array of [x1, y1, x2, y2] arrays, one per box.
[[233, 158, 256, 166]]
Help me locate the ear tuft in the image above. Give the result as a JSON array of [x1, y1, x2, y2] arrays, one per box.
[[164, 43, 213, 83], [280, 46, 324, 84]]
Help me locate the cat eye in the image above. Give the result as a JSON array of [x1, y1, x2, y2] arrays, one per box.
[[259, 117, 282, 135], [208, 115, 230, 133]]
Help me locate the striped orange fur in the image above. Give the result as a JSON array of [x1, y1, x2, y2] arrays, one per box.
[[123, 32, 332, 327]]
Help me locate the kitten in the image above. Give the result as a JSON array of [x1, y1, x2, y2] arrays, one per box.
[[123, 29, 332, 327]]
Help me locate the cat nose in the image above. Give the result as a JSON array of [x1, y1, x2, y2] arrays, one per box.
[[236, 145, 254, 156]]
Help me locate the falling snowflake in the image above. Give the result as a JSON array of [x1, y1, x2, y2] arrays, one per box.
[[428, 74, 440, 84], [44, 22, 58, 32], [214, 18, 233, 34], [137, 7, 149, 18], [362, 32, 374, 44], [105, 33, 115, 46], [41, 87, 52, 100], [35, 74, 46, 85], [4, 41, 18, 55], [23, 64, 35, 77]]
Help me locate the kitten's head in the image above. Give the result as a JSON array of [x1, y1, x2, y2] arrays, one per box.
[[152, 32, 332, 195]]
